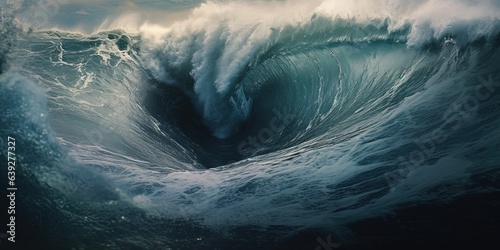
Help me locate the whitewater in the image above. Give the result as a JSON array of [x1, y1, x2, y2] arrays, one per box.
[[1, 0, 500, 249]]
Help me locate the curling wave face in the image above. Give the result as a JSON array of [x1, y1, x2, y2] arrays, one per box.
[[1, 0, 500, 249], [142, 0, 500, 138]]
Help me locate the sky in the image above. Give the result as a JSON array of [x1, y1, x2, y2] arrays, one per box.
[[54, 0, 206, 32], [4, 0, 500, 35], [2, 0, 205, 33]]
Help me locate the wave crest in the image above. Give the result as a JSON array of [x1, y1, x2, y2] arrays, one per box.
[[140, 0, 500, 138]]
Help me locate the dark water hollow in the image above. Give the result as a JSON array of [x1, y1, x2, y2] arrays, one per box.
[[140, 79, 268, 168], [138, 52, 334, 169]]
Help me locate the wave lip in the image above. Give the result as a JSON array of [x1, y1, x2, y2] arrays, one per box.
[[141, 0, 500, 139]]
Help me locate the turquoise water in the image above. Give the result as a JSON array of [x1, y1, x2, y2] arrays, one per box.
[[1, 1, 500, 249]]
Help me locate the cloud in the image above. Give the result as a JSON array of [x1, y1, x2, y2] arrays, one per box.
[[33, 0, 201, 33]]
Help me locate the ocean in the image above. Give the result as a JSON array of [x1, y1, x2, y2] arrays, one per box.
[[1, 0, 500, 249]]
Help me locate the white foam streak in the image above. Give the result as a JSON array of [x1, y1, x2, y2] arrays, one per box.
[[315, 0, 500, 46]]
